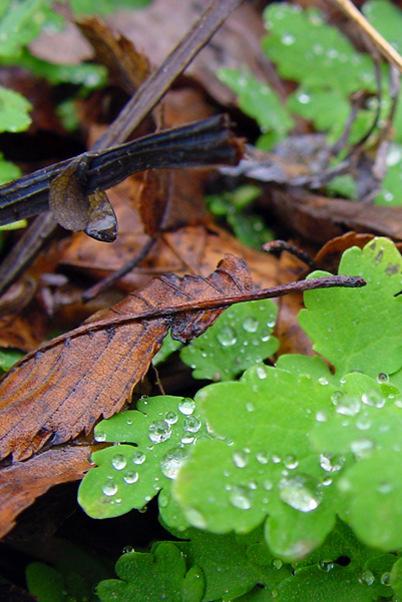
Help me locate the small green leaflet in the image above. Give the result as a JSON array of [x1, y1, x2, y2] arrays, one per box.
[[299, 238, 402, 377], [0, 154, 21, 185], [78, 395, 206, 522], [180, 299, 278, 381], [0, 348, 24, 371], [97, 542, 204, 602], [218, 68, 294, 149], [262, 4, 375, 95], [0, 0, 61, 59], [0, 86, 31, 133]]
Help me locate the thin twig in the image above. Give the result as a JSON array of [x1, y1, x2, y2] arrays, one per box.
[[333, 0, 402, 72], [14, 274, 366, 362], [82, 238, 156, 301], [262, 240, 318, 270]]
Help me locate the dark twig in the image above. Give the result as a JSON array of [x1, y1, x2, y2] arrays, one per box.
[[82, 238, 157, 301], [15, 274, 366, 358], [0, 0, 244, 296], [262, 240, 318, 270]]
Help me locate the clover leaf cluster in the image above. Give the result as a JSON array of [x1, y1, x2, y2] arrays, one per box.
[[75, 237, 402, 599]]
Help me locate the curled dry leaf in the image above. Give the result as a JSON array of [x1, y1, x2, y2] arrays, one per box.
[[0, 446, 92, 539], [77, 18, 151, 94], [0, 256, 253, 462]]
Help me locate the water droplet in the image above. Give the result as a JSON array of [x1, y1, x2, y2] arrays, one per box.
[[111, 454, 127, 470], [243, 317, 259, 333], [272, 559, 283, 570], [233, 451, 248, 468], [332, 391, 361, 416], [95, 432, 106, 442], [361, 391, 385, 408], [381, 572, 391, 586], [298, 92, 311, 104], [279, 476, 321, 512], [132, 451, 146, 465], [102, 481, 118, 496], [377, 481, 393, 494], [281, 33, 295, 45], [377, 372, 389, 384], [184, 415, 201, 433], [319, 560, 334, 572], [161, 447, 187, 479], [181, 434, 195, 445], [316, 410, 327, 422], [178, 399, 196, 415], [246, 402, 255, 412], [122, 545, 134, 554], [186, 508, 207, 529], [318, 377, 329, 385], [256, 451, 269, 464], [284, 455, 299, 470], [255, 366, 267, 379], [230, 486, 252, 510], [351, 438, 374, 458], [217, 326, 237, 347], [319, 453, 344, 473], [165, 411, 178, 425], [356, 415, 372, 430], [271, 454, 281, 464], [123, 471, 139, 484], [148, 420, 172, 444], [360, 569, 375, 586], [263, 479, 273, 491]]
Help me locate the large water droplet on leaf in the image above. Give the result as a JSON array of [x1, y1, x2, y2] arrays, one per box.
[[148, 420, 172, 444], [102, 481, 118, 496], [230, 486, 252, 510], [161, 447, 187, 480], [242, 317, 259, 333], [111, 454, 127, 471], [178, 399, 196, 415], [217, 326, 237, 347], [279, 475, 321, 512]]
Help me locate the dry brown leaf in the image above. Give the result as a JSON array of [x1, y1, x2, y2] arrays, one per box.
[[0, 445, 91, 539], [0, 256, 253, 462], [266, 188, 402, 244], [78, 18, 151, 94], [314, 232, 376, 272]]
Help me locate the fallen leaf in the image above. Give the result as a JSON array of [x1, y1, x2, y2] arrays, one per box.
[[0, 256, 254, 462], [267, 188, 402, 244], [78, 17, 151, 94], [314, 231, 375, 272], [0, 445, 91, 539]]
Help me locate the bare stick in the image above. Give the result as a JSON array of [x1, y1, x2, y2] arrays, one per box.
[[333, 0, 402, 72], [16, 274, 366, 358], [82, 238, 156, 301], [263, 240, 318, 270]]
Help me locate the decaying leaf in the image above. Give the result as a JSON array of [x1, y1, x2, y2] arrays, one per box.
[[0, 256, 253, 462], [267, 188, 402, 243], [0, 446, 92, 539]]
